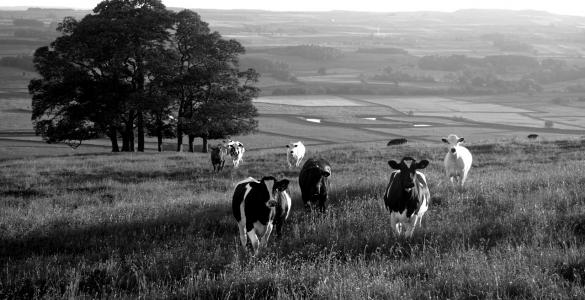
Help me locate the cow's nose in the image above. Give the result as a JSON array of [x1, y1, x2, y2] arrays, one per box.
[[267, 200, 278, 207], [450, 148, 456, 153]]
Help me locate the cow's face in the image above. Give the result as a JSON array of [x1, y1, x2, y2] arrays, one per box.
[[388, 157, 429, 192], [260, 176, 289, 207], [442, 134, 465, 154], [286, 142, 303, 156], [272, 179, 290, 201]]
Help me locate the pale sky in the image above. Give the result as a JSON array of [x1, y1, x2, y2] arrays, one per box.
[[1, 0, 584, 17]]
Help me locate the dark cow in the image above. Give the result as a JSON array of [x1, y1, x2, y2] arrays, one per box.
[[387, 138, 407, 146], [210, 144, 227, 172], [383, 157, 430, 238], [527, 134, 539, 140], [299, 158, 332, 211], [232, 176, 290, 256]]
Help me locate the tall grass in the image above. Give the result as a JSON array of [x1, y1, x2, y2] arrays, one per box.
[[1, 139, 585, 298]]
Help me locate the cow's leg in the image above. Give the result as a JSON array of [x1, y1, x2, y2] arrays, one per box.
[[247, 230, 260, 257], [238, 221, 247, 249], [276, 220, 284, 238], [318, 196, 326, 212], [405, 217, 418, 238], [261, 222, 274, 248], [390, 214, 401, 236], [461, 171, 468, 186]]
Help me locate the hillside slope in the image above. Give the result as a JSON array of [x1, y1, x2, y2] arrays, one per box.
[[1, 139, 585, 298]]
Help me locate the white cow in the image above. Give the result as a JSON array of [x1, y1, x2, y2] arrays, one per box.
[[285, 141, 306, 168], [225, 140, 245, 168], [442, 134, 473, 187]]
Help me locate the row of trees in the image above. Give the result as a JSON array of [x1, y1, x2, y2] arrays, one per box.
[[29, 0, 259, 153]]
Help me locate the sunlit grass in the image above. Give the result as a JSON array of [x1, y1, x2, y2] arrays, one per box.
[[1, 139, 585, 298]]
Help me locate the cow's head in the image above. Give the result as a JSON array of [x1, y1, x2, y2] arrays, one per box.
[[286, 141, 303, 156], [388, 157, 429, 192], [225, 141, 242, 157], [442, 134, 465, 154], [260, 176, 290, 207], [210, 143, 223, 152]]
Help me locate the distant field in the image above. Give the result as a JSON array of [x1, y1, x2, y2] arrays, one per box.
[[3, 92, 585, 160], [255, 95, 365, 106]]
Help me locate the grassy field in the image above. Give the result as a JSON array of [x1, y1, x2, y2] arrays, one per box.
[[2, 138, 585, 298]]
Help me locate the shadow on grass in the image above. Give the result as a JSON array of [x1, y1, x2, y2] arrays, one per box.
[[0, 202, 234, 261]]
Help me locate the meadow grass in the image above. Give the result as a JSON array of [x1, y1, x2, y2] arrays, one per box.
[[1, 139, 585, 298]]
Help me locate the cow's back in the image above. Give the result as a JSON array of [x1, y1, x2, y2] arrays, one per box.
[[232, 178, 258, 222]]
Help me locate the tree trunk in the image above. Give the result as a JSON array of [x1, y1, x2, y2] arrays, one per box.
[[137, 109, 144, 152], [176, 129, 183, 152], [122, 111, 135, 152], [129, 129, 135, 152], [109, 127, 119, 152], [136, 51, 146, 152], [202, 137, 208, 153], [127, 111, 136, 152], [122, 134, 129, 151], [156, 115, 163, 152], [188, 135, 195, 152]]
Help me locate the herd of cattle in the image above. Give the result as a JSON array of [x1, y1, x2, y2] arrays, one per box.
[[214, 135, 473, 257]]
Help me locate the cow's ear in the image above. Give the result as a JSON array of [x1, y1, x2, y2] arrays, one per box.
[[388, 160, 400, 169], [277, 179, 290, 190], [441, 138, 448, 144], [416, 160, 429, 169], [322, 166, 331, 177], [458, 137, 465, 143]]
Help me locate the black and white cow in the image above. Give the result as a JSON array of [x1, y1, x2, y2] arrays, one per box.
[[232, 176, 291, 256], [225, 140, 245, 168], [210, 144, 228, 172], [383, 157, 430, 238], [299, 158, 331, 211]]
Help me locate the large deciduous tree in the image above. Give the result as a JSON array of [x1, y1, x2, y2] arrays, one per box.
[[30, 3, 259, 153], [30, 0, 173, 152], [171, 10, 258, 153]]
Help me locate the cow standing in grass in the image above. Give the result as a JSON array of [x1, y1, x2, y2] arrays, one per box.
[[299, 158, 331, 211], [225, 140, 245, 168], [442, 134, 473, 187], [210, 144, 228, 172], [383, 157, 430, 238], [232, 176, 291, 257], [286, 141, 306, 168]]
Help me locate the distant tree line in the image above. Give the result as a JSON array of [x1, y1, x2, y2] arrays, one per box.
[[418, 54, 541, 73], [240, 57, 297, 82], [355, 47, 408, 55], [252, 44, 343, 61], [29, 0, 259, 153], [370, 66, 435, 83]]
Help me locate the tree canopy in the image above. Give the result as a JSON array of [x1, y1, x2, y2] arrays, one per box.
[[29, 0, 259, 153]]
